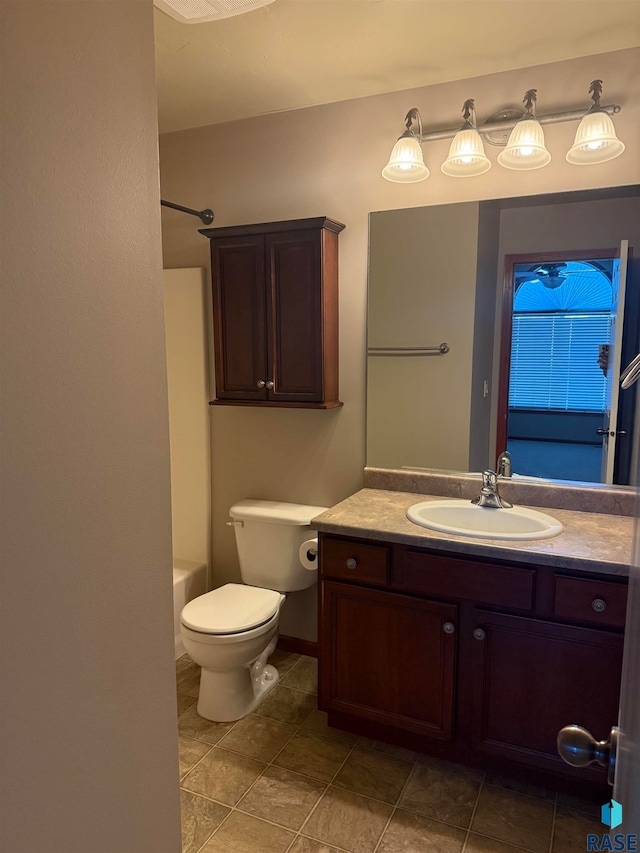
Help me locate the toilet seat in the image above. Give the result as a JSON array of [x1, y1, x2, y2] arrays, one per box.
[[181, 583, 284, 635]]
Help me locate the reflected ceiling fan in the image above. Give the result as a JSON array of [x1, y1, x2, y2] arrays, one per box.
[[517, 262, 568, 289]]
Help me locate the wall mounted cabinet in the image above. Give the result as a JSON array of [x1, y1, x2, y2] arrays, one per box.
[[319, 533, 626, 787], [200, 217, 345, 408]]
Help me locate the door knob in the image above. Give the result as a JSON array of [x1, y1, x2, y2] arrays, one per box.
[[443, 622, 455, 634], [557, 724, 618, 786], [596, 428, 608, 435], [265, 380, 275, 389], [256, 380, 266, 388]]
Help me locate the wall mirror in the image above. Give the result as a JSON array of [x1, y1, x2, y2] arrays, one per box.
[[366, 185, 640, 486]]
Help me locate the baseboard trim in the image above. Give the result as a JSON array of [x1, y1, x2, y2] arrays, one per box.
[[277, 635, 318, 658]]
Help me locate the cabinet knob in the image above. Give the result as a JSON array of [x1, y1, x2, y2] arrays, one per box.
[[443, 622, 455, 634], [592, 598, 607, 613], [345, 558, 358, 570], [256, 380, 266, 388], [473, 628, 486, 640], [265, 380, 275, 389]]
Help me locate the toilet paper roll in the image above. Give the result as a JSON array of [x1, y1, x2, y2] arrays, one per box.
[[299, 538, 318, 571]]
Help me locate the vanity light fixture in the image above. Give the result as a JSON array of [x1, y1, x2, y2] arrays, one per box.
[[497, 89, 551, 170], [382, 80, 624, 183], [566, 80, 626, 165], [441, 99, 491, 177], [381, 108, 430, 182]]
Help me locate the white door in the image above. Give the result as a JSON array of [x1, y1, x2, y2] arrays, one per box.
[[601, 240, 630, 484], [613, 487, 640, 832], [557, 405, 640, 833]]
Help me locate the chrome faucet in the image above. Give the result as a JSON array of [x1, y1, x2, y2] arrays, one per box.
[[497, 450, 512, 478], [472, 470, 513, 509]]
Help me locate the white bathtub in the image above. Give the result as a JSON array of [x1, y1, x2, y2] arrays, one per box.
[[173, 558, 207, 659]]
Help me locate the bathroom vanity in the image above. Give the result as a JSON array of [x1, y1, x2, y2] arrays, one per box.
[[314, 480, 631, 788]]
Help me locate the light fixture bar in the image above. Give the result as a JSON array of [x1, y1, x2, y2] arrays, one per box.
[[414, 104, 621, 144]]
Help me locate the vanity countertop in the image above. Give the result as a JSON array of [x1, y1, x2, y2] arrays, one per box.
[[312, 488, 634, 577]]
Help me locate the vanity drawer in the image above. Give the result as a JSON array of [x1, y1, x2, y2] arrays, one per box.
[[554, 575, 627, 628], [321, 537, 390, 586], [404, 551, 535, 610]]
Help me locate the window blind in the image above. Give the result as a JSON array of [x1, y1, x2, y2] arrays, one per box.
[[509, 312, 610, 412]]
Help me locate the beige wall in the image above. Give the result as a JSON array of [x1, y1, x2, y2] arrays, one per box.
[[1, 2, 180, 851], [164, 268, 212, 571], [160, 48, 639, 641]]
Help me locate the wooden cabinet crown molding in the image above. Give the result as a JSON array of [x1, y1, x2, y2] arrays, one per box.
[[199, 216, 345, 240]]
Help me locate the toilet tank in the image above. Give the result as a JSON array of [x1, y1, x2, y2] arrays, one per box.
[[229, 500, 328, 592]]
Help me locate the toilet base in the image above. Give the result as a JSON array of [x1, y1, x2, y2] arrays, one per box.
[[197, 662, 280, 721]]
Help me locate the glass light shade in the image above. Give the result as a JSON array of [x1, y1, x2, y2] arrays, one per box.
[[441, 128, 491, 177], [497, 118, 551, 170], [382, 136, 429, 183], [566, 111, 625, 165]]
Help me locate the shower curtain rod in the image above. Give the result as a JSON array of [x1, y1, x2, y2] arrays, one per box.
[[161, 199, 214, 225]]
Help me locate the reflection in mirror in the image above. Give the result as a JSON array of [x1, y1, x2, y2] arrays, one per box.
[[366, 185, 640, 486], [500, 251, 626, 484]]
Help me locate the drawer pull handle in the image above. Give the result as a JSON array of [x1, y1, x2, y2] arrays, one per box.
[[473, 628, 486, 641], [345, 558, 358, 570], [256, 380, 266, 388], [592, 598, 607, 613], [265, 380, 275, 389], [443, 622, 455, 634]]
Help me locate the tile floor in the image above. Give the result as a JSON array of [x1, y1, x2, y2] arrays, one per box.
[[176, 652, 602, 853]]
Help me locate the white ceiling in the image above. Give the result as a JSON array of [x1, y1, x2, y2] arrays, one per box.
[[154, 0, 640, 135]]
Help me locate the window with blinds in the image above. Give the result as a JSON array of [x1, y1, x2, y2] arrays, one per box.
[[508, 312, 610, 412]]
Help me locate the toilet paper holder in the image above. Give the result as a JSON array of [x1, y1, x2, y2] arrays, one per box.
[[299, 538, 319, 570]]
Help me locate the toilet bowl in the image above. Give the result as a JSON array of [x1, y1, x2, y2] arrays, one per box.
[[180, 499, 327, 722]]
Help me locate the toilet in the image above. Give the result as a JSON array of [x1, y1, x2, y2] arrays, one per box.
[[180, 499, 328, 722]]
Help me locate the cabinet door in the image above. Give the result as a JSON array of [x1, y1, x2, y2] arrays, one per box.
[[265, 231, 323, 402], [471, 611, 623, 777], [321, 581, 457, 740], [211, 235, 268, 401]]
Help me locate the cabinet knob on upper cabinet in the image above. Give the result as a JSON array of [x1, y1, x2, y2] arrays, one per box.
[[443, 622, 455, 634], [265, 380, 275, 389], [345, 558, 358, 570], [473, 628, 486, 641], [592, 598, 607, 613], [256, 380, 266, 388]]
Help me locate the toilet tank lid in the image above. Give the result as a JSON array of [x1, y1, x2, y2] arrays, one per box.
[[229, 499, 329, 526]]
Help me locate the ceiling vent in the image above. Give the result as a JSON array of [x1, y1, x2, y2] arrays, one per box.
[[154, 0, 275, 24]]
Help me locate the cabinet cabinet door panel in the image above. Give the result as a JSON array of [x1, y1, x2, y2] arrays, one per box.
[[267, 232, 323, 401], [472, 611, 623, 773], [323, 582, 457, 739], [405, 551, 534, 610], [554, 575, 627, 628], [212, 237, 267, 399], [322, 537, 389, 586]]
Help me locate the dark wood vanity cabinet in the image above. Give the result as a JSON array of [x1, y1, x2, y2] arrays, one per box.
[[200, 217, 345, 408], [322, 581, 457, 740], [470, 611, 623, 774], [319, 533, 626, 785]]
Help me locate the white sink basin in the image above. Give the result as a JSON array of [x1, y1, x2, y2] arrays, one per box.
[[406, 499, 563, 541]]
